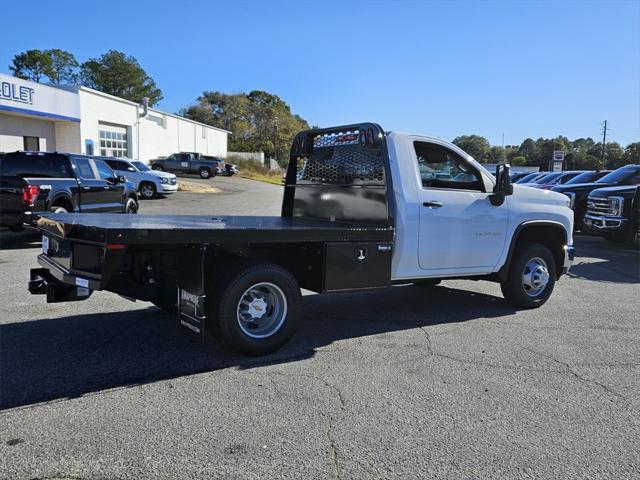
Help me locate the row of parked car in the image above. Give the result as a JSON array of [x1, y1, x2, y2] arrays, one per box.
[[0, 150, 238, 233], [512, 164, 640, 248]]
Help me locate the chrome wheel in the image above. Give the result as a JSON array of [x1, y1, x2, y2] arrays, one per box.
[[125, 199, 138, 214], [236, 282, 287, 339], [140, 183, 155, 199], [200, 169, 210, 179], [522, 257, 550, 297]]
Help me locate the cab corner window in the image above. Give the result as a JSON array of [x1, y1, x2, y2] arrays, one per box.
[[414, 141, 483, 191]]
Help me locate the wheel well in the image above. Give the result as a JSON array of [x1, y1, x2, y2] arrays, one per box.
[[200, 166, 211, 172], [500, 223, 567, 281], [51, 195, 73, 211]]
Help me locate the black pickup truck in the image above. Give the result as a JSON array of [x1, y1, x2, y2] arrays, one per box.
[[584, 184, 640, 248], [0, 151, 139, 231], [552, 164, 640, 230], [149, 152, 219, 179]]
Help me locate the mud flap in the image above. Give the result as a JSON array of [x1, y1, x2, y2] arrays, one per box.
[[177, 246, 207, 342]]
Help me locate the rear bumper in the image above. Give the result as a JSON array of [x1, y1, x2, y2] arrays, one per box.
[[29, 263, 95, 303], [561, 245, 575, 276], [35, 253, 102, 290]]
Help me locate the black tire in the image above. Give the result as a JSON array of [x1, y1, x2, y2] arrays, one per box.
[[139, 182, 157, 200], [500, 242, 556, 309], [152, 165, 164, 171], [413, 279, 441, 287], [8, 224, 24, 232], [199, 168, 212, 179], [207, 263, 301, 356], [125, 197, 138, 214]]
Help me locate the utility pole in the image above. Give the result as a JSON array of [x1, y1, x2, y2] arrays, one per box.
[[601, 120, 608, 167]]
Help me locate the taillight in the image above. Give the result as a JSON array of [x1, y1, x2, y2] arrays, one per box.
[[22, 185, 40, 207]]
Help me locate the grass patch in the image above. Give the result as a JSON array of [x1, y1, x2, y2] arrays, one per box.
[[178, 180, 221, 194], [229, 157, 283, 186]]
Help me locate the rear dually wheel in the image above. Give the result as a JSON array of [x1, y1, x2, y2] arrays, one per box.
[[208, 263, 301, 356]]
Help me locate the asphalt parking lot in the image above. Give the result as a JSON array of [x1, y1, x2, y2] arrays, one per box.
[[0, 176, 638, 479]]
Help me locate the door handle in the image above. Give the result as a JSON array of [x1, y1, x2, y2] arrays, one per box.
[[423, 201, 443, 208], [82, 186, 90, 190]]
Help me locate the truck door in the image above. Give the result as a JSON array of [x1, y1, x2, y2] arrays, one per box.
[[92, 158, 125, 211], [174, 153, 191, 173], [413, 140, 508, 272]]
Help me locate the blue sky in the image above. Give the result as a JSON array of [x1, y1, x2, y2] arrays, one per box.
[[2, 0, 638, 146]]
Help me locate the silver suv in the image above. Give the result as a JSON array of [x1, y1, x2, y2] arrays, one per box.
[[104, 158, 178, 199]]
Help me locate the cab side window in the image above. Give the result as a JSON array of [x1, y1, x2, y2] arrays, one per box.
[[413, 141, 483, 191], [93, 159, 115, 180], [74, 158, 96, 179]]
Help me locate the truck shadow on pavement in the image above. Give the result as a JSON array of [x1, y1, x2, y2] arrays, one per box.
[[0, 284, 514, 410]]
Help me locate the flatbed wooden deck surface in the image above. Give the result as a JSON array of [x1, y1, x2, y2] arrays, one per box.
[[38, 214, 394, 245]]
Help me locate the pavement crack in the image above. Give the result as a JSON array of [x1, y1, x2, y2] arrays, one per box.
[[525, 348, 626, 400]]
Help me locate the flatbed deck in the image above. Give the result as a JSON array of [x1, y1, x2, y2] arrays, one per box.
[[37, 213, 395, 245]]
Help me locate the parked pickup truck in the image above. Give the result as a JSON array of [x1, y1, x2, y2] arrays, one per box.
[[150, 152, 218, 179], [0, 151, 139, 232], [28, 123, 574, 355], [552, 164, 640, 230], [584, 184, 640, 248]]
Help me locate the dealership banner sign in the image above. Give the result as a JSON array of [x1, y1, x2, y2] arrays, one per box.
[[0, 73, 80, 122]]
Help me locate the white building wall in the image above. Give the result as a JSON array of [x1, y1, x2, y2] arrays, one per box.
[[78, 88, 228, 162], [78, 89, 138, 157], [0, 75, 228, 160], [0, 113, 56, 152], [54, 122, 81, 153]]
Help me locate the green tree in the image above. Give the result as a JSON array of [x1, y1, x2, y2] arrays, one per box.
[[519, 138, 537, 163], [80, 50, 162, 106], [182, 90, 309, 161], [487, 146, 506, 163], [624, 142, 640, 165], [46, 49, 79, 84], [452, 135, 491, 162], [588, 142, 625, 169], [510, 156, 526, 166], [9, 49, 52, 82]]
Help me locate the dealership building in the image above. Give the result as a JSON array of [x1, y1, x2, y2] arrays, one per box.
[[0, 73, 229, 162]]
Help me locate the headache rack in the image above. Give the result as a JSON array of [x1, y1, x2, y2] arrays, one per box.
[[281, 123, 395, 226]]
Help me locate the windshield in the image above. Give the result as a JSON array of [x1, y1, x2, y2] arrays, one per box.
[[516, 172, 542, 183], [565, 171, 599, 185], [596, 167, 638, 184], [132, 161, 150, 172], [533, 173, 561, 184]]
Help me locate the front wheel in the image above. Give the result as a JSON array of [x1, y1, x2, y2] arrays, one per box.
[[125, 198, 138, 214], [152, 165, 164, 172], [199, 168, 212, 179], [500, 242, 556, 309], [208, 263, 301, 356], [139, 182, 157, 199]]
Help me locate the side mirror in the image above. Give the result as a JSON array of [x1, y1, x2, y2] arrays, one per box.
[[118, 175, 127, 183], [490, 164, 513, 206]]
